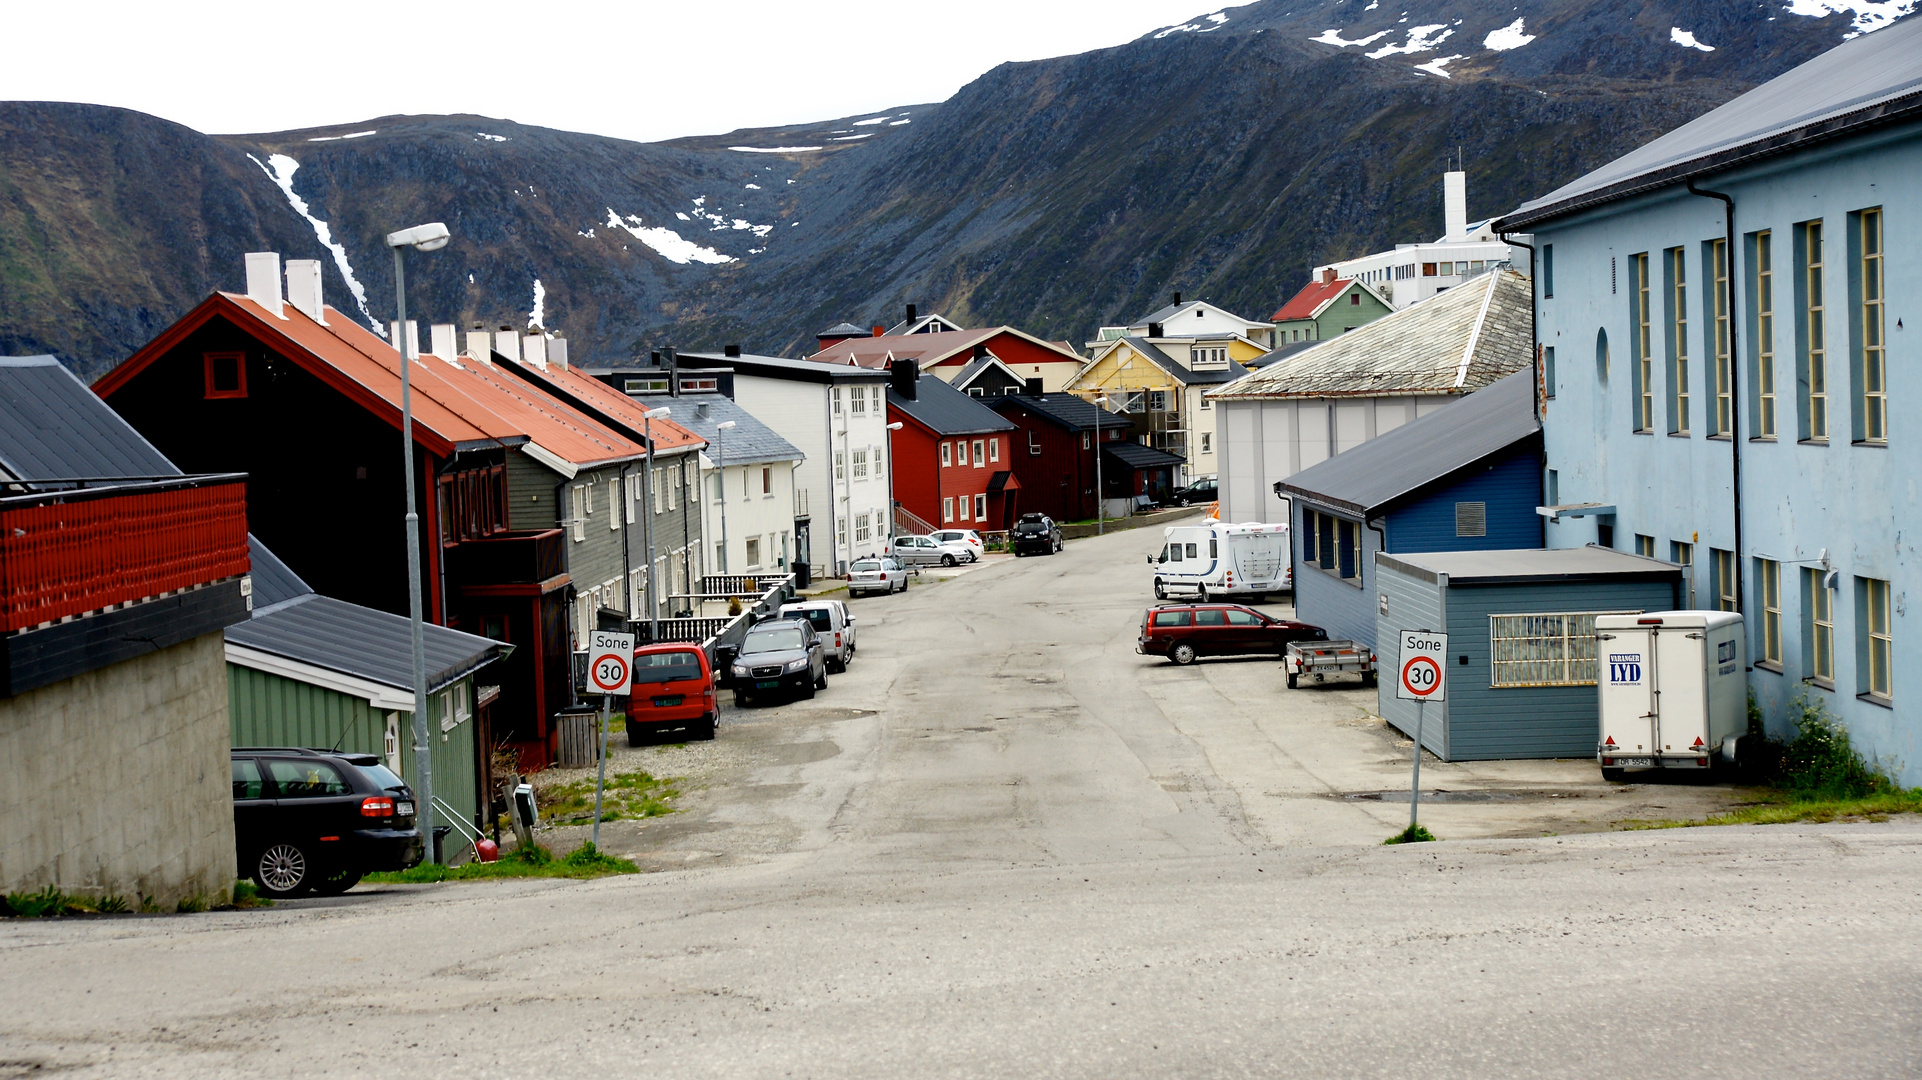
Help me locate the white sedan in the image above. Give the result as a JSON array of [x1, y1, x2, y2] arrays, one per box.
[[929, 529, 986, 561], [847, 556, 909, 596]]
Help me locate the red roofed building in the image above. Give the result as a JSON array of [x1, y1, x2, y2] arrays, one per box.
[[808, 324, 1085, 394], [96, 253, 704, 769], [1269, 270, 1394, 346]]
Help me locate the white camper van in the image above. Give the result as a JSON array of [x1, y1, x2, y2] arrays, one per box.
[[1594, 611, 1747, 780], [1149, 522, 1291, 601]]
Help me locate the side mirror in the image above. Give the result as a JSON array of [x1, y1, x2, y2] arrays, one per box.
[[1146, 555, 1153, 565]]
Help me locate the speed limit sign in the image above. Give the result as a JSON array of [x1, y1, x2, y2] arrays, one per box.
[[1396, 629, 1448, 702], [587, 630, 635, 696]]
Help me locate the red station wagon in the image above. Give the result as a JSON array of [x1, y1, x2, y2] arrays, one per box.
[[1137, 604, 1328, 665], [626, 644, 719, 744]]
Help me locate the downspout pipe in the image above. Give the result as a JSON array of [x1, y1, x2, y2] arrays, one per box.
[[1687, 177, 1743, 617]]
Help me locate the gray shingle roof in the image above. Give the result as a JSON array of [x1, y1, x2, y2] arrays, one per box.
[[1120, 338, 1250, 386], [1208, 271, 1532, 401], [1245, 339, 1322, 369], [228, 594, 507, 694], [0, 356, 179, 480], [1135, 300, 1203, 325], [1278, 369, 1538, 516], [989, 393, 1133, 433], [1103, 441, 1185, 469], [819, 322, 870, 337], [1499, 18, 1922, 229], [628, 393, 803, 466], [889, 374, 1016, 436], [951, 355, 1024, 390], [248, 535, 314, 610]]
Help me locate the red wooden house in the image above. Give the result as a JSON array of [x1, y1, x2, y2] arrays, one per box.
[[884, 362, 1019, 533], [809, 316, 1086, 394], [986, 393, 1137, 524]]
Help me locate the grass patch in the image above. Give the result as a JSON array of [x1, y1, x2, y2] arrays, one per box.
[[536, 770, 681, 826], [1623, 789, 1922, 830], [1383, 823, 1438, 845], [3, 886, 134, 917], [365, 841, 639, 884], [231, 880, 273, 909]]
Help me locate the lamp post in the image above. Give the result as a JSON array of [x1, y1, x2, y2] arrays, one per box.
[[385, 221, 449, 859], [640, 406, 672, 641], [714, 420, 737, 574], [883, 421, 903, 542], [1094, 394, 1109, 536]]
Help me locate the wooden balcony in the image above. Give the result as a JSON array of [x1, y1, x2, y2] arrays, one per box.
[[445, 529, 565, 586]]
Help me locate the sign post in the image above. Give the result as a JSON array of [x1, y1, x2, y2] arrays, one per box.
[[586, 630, 635, 846], [1396, 629, 1448, 828]]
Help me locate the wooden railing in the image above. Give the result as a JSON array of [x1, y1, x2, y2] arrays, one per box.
[[446, 529, 565, 584], [0, 475, 249, 632], [694, 572, 795, 600]]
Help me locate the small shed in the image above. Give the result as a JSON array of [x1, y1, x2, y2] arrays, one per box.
[[1374, 547, 1683, 761]]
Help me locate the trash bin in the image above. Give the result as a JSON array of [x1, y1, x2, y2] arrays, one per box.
[[432, 825, 453, 865]]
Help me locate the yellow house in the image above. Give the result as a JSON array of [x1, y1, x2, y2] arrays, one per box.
[[1067, 330, 1267, 486]]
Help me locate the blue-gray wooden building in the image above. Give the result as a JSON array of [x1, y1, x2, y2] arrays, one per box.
[[1495, 19, 1922, 782], [1375, 548, 1683, 760], [1278, 370, 1543, 649]]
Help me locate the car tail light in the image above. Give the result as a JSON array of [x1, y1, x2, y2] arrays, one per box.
[[360, 796, 395, 817]]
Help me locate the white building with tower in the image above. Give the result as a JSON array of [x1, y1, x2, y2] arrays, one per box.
[[1314, 171, 1531, 309]]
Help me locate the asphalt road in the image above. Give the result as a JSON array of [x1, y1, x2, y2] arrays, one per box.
[[4, 525, 1918, 1078]]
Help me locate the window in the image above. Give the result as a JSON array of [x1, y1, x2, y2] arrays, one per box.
[[1225, 609, 1261, 626], [855, 514, 871, 543], [1200, 433, 1213, 454], [989, 437, 1000, 463], [679, 377, 718, 393], [835, 452, 846, 482], [1861, 576, 1891, 699], [1454, 261, 1468, 276], [872, 386, 884, 412], [853, 449, 869, 480], [745, 536, 761, 568], [203, 352, 247, 399], [1318, 512, 1336, 570], [1709, 238, 1731, 436], [1489, 612, 1626, 687], [832, 387, 843, 414], [436, 464, 509, 545], [1806, 567, 1834, 684], [968, 387, 985, 397], [850, 388, 866, 414], [1301, 512, 1318, 564], [624, 474, 638, 524], [266, 759, 351, 797], [1672, 541, 1695, 608], [834, 516, 846, 551], [1797, 220, 1828, 441], [1711, 548, 1736, 612], [942, 497, 954, 523], [1546, 468, 1558, 507], [624, 376, 669, 394], [1151, 610, 1190, 627], [1752, 230, 1777, 438], [1543, 345, 1556, 399], [710, 471, 724, 502], [973, 493, 986, 520], [941, 441, 951, 467], [667, 470, 677, 510], [1081, 432, 1090, 450], [653, 469, 663, 513], [958, 496, 970, 521], [1201, 395, 1212, 410], [1632, 253, 1653, 431], [1635, 534, 1656, 558], [762, 466, 772, 495], [1337, 518, 1358, 580], [1855, 207, 1886, 443], [1667, 246, 1690, 435], [1422, 263, 1438, 277], [1455, 502, 1486, 538], [972, 439, 985, 467], [232, 759, 264, 800], [1758, 558, 1782, 668], [610, 478, 622, 530], [1193, 608, 1226, 627], [569, 485, 586, 541], [1542, 244, 1554, 298]]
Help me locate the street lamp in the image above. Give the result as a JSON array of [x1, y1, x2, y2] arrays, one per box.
[[714, 420, 737, 574], [884, 421, 903, 542], [385, 220, 448, 859], [640, 406, 672, 642], [1093, 394, 1109, 536]]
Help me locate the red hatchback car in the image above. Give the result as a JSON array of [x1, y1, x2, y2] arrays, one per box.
[[625, 644, 719, 744], [1137, 603, 1327, 665]]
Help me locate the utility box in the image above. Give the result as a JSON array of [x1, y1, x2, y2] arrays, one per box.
[[1595, 610, 1746, 779]]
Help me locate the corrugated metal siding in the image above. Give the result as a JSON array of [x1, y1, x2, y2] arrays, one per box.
[[1292, 499, 1380, 649], [1385, 447, 1543, 553], [506, 450, 558, 532], [1441, 580, 1675, 761], [1374, 559, 1449, 757]]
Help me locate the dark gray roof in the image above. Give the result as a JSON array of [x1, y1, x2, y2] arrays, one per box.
[[0, 356, 179, 480], [672, 351, 890, 384], [990, 393, 1133, 433], [1122, 338, 1250, 386], [629, 393, 803, 466], [1278, 369, 1538, 516], [889, 374, 1016, 436], [819, 322, 870, 337], [1246, 340, 1322, 369], [1135, 300, 1202, 325], [1103, 441, 1185, 469], [1379, 547, 1683, 586], [951, 355, 1025, 390], [1500, 17, 1922, 229], [227, 594, 506, 694], [248, 535, 314, 610]]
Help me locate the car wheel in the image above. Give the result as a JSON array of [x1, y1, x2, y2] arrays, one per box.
[[311, 868, 362, 897], [815, 669, 829, 691], [1154, 579, 1167, 600], [1170, 642, 1198, 666], [735, 691, 753, 708], [1286, 671, 1298, 688], [254, 843, 311, 898], [694, 712, 718, 741], [1601, 767, 1626, 783], [626, 719, 649, 747], [941, 554, 957, 567]]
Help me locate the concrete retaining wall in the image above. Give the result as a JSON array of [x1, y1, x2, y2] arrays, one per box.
[[0, 633, 235, 907]]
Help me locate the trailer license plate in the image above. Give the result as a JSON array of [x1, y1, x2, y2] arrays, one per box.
[[756, 680, 781, 690], [653, 695, 683, 708], [1615, 757, 1654, 767]]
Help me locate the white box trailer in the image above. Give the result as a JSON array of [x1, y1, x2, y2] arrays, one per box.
[[1594, 610, 1746, 780], [1149, 521, 1291, 601]]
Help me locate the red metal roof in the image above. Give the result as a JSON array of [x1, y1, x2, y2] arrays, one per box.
[[1269, 278, 1354, 322], [807, 326, 1082, 369], [499, 357, 705, 454]]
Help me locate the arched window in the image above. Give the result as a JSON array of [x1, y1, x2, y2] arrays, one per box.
[[1595, 327, 1610, 385]]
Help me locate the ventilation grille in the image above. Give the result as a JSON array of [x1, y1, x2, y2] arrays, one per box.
[[1455, 501, 1488, 538]]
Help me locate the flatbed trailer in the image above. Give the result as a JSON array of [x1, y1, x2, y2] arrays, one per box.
[[1285, 640, 1377, 688]]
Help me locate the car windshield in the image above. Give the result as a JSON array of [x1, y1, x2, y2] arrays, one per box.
[[635, 649, 703, 683], [746, 627, 806, 652], [360, 762, 407, 792], [852, 560, 883, 572], [1014, 522, 1045, 533]]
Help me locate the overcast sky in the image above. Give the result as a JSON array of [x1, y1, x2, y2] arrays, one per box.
[[5, 1, 1236, 143]]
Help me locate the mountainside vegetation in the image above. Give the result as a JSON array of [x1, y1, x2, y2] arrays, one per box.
[[0, 0, 1899, 378]]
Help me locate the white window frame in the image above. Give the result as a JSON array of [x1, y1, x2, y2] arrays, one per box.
[[624, 474, 638, 525], [851, 389, 866, 415], [943, 496, 955, 523], [1489, 611, 1637, 687], [988, 437, 1000, 463], [608, 478, 621, 531], [832, 387, 843, 414], [835, 452, 846, 482], [569, 485, 586, 541], [744, 535, 761, 568], [853, 448, 869, 480], [855, 513, 871, 544], [973, 493, 986, 520], [941, 442, 951, 467], [1200, 433, 1213, 454], [971, 439, 985, 468]]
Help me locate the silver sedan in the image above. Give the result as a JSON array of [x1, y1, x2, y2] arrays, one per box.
[[847, 556, 909, 596]]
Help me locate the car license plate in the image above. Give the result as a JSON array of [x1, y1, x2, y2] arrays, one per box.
[[756, 680, 781, 689], [653, 695, 683, 707], [1613, 757, 1654, 767], [396, 801, 415, 816]]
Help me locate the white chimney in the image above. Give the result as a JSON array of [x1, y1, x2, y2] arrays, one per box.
[[494, 326, 521, 362], [523, 333, 548, 368], [430, 323, 457, 361], [1443, 170, 1469, 243], [550, 333, 569, 370], [465, 324, 493, 364], [387, 320, 421, 360], [285, 259, 325, 323], [244, 252, 284, 318]]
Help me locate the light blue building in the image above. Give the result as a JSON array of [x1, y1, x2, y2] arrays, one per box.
[[1497, 21, 1921, 783]]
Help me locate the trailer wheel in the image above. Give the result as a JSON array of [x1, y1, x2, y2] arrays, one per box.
[[1286, 672, 1298, 689], [1601, 767, 1626, 783]]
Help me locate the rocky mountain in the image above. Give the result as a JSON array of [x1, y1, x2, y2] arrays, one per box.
[[0, 0, 1906, 378]]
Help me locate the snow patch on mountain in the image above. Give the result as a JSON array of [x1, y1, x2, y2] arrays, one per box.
[[1368, 24, 1453, 58], [603, 209, 734, 265], [1311, 27, 1392, 48], [246, 152, 378, 332], [1415, 53, 1467, 76], [1670, 27, 1716, 50], [307, 130, 376, 142], [730, 145, 822, 153], [529, 279, 546, 329], [1484, 18, 1535, 50], [1784, 0, 1916, 34]]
